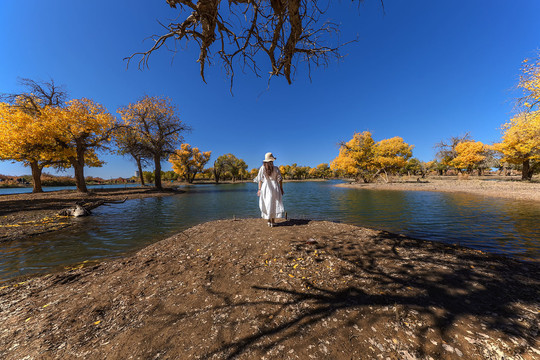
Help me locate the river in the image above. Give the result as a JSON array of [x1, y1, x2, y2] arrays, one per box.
[[1, 180, 539, 282]]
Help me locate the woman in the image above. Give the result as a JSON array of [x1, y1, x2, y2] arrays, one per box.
[[254, 152, 284, 227]]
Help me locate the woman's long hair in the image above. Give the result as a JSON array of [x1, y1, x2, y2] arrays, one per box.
[[264, 161, 274, 178]]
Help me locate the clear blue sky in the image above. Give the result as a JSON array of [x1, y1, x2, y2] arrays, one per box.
[[1, 0, 539, 178]]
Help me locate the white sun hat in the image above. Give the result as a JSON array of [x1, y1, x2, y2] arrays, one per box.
[[263, 152, 276, 162]]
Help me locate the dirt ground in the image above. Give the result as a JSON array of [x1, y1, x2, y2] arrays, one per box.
[[0, 219, 538, 360], [0, 187, 181, 242], [337, 177, 540, 202]]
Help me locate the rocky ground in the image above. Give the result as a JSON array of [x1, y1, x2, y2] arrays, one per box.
[[0, 219, 538, 359], [0, 187, 181, 242], [337, 177, 540, 202]]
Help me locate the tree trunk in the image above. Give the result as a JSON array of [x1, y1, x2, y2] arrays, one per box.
[[70, 147, 88, 193], [213, 168, 220, 184], [72, 160, 88, 193], [29, 161, 43, 193], [154, 154, 162, 190], [522, 159, 533, 181], [136, 157, 145, 186]]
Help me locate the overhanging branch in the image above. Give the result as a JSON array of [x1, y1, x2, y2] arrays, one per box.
[[126, 0, 372, 87]]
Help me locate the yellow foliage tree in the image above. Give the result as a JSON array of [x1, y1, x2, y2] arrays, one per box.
[[222, 153, 248, 182], [331, 131, 376, 182], [279, 165, 291, 179], [373, 137, 414, 182], [0, 78, 70, 192], [331, 131, 413, 182], [0, 100, 67, 192], [118, 96, 190, 190], [330, 146, 359, 179], [169, 143, 211, 183], [309, 163, 331, 179], [450, 141, 487, 174], [519, 52, 540, 111], [494, 111, 540, 180], [51, 99, 116, 192]]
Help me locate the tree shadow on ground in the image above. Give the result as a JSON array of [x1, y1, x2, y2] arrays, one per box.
[[195, 229, 540, 359], [274, 219, 311, 227]]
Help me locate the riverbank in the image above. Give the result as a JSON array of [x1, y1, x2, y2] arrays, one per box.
[[337, 177, 540, 202], [0, 219, 538, 359], [0, 187, 181, 242]]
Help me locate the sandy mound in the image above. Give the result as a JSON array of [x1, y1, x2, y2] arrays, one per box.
[[1, 219, 538, 359]]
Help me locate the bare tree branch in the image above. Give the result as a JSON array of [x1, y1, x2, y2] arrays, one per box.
[[1, 78, 68, 115], [126, 0, 372, 87]]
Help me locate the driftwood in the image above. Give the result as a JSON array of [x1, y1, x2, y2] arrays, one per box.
[[58, 197, 128, 217]]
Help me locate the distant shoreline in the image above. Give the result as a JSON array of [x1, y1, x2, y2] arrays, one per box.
[[336, 177, 540, 202]]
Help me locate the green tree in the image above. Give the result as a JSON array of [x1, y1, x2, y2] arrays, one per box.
[[212, 155, 228, 184], [226, 154, 248, 182], [403, 158, 426, 177], [212, 153, 248, 182]]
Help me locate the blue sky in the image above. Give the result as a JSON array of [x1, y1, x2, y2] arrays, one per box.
[[1, 0, 539, 178]]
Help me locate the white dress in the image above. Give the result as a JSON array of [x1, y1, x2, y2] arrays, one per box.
[[254, 165, 285, 219]]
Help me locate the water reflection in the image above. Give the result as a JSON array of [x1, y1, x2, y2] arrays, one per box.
[[0, 184, 140, 195], [1, 181, 539, 282]]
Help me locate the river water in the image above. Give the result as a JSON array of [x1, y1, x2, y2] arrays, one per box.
[[0, 184, 140, 195], [1, 180, 539, 282]]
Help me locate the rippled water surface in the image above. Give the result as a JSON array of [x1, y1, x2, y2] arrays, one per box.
[[0, 184, 140, 195], [1, 181, 539, 281]]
